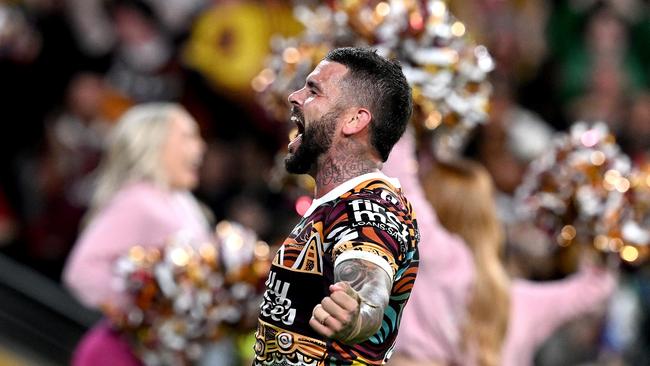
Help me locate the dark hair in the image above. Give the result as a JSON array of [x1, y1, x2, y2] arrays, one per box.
[[325, 47, 413, 162]]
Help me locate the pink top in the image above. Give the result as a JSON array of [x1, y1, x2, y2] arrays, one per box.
[[504, 270, 615, 366], [63, 181, 211, 310], [383, 133, 616, 365], [383, 132, 475, 364]]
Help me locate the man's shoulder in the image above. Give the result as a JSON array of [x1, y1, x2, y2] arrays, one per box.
[[341, 176, 411, 213], [308, 173, 413, 226]]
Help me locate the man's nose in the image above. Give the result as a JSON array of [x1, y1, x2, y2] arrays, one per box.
[[288, 88, 303, 107]]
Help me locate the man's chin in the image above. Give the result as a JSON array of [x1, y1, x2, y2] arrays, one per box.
[[284, 153, 313, 175]]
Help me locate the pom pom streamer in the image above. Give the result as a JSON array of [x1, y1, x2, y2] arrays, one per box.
[[516, 122, 648, 265], [618, 164, 650, 263], [108, 222, 271, 365], [254, 0, 494, 157]]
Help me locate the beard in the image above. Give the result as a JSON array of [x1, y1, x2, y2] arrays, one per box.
[[285, 107, 339, 174]]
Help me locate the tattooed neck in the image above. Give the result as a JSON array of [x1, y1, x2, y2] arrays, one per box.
[[314, 139, 380, 198]]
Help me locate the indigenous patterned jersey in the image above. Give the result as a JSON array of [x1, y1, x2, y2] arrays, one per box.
[[254, 172, 420, 365]]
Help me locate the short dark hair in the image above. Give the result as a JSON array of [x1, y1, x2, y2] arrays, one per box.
[[325, 47, 413, 162]]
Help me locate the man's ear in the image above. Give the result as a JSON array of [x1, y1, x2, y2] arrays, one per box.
[[342, 108, 372, 136]]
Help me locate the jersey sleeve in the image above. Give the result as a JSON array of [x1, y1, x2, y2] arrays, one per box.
[[324, 188, 416, 280]]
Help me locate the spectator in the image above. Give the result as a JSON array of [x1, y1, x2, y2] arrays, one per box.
[[25, 72, 110, 274], [384, 131, 615, 366], [63, 103, 238, 365]]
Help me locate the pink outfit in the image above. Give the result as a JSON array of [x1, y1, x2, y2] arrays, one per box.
[[63, 181, 211, 309], [504, 270, 615, 366], [383, 133, 615, 365], [383, 133, 475, 364], [70, 321, 142, 366], [64, 181, 211, 366]]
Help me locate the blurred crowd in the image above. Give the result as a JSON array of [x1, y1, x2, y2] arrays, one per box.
[[0, 0, 648, 365], [0, 0, 304, 278]]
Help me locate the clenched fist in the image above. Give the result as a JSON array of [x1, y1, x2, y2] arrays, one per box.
[[309, 281, 363, 344]]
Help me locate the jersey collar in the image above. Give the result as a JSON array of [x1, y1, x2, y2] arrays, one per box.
[[303, 171, 401, 217]]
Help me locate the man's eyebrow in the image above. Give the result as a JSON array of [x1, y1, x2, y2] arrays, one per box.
[[307, 79, 322, 93]]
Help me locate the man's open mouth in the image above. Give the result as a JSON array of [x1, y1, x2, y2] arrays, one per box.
[[288, 114, 305, 153]]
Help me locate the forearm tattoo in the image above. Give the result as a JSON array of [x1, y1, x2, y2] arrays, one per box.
[[334, 259, 392, 344]]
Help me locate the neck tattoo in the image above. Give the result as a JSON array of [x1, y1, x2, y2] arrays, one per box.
[[315, 140, 378, 195]]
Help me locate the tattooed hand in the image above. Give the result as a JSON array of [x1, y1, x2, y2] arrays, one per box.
[[309, 259, 392, 344]]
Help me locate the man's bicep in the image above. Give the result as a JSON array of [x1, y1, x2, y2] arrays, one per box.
[[334, 258, 392, 304]]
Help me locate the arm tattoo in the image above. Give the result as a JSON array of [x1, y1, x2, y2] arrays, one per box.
[[334, 258, 392, 344]]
